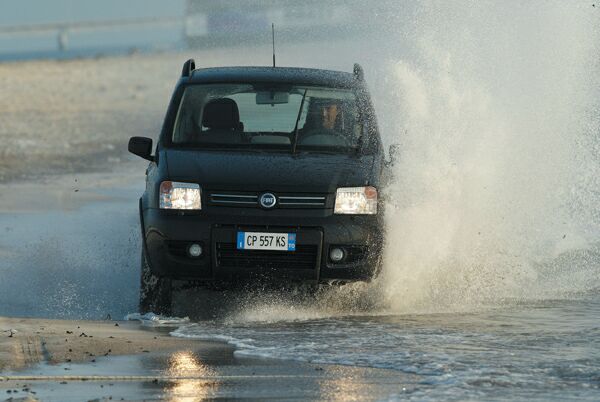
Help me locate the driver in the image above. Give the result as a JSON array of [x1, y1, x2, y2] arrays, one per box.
[[302, 100, 342, 132], [296, 99, 346, 146], [321, 103, 340, 130]]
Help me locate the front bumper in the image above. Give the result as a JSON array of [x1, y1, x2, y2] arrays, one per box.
[[141, 205, 383, 284]]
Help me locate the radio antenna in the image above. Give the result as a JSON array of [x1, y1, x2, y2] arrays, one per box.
[[272, 23, 276, 67]]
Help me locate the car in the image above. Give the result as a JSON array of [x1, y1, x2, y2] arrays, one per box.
[[128, 59, 386, 313]]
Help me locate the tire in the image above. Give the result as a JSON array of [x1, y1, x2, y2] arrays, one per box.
[[139, 249, 172, 315]]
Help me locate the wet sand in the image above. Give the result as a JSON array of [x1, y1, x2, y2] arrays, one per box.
[[0, 316, 416, 401], [0, 317, 216, 371]]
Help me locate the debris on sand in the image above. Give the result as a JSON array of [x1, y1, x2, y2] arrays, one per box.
[[3, 329, 17, 338]]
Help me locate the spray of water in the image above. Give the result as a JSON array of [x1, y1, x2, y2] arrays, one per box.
[[227, 1, 600, 322], [378, 1, 600, 312]]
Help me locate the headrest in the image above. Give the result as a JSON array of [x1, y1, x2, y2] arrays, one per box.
[[202, 98, 241, 130]]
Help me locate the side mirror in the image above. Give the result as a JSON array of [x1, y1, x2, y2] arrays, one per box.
[[387, 144, 400, 166], [128, 136, 154, 162]]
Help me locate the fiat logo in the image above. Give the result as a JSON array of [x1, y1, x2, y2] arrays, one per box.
[[259, 193, 277, 209]]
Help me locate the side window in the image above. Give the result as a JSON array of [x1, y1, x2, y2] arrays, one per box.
[[172, 90, 191, 143]]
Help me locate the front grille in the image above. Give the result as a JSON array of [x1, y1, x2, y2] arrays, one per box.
[[210, 192, 258, 206], [216, 243, 319, 270], [278, 195, 326, 207], [207, 191, 327, 208]]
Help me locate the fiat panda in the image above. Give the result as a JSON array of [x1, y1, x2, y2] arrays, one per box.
[[128, 59, 385, 313]]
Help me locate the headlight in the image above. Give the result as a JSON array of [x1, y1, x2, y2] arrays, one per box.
[[159, 181, 201, 210], [334, 186, 378, 215]]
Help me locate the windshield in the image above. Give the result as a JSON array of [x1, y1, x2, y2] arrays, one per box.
[[171, 84, 362, 152]]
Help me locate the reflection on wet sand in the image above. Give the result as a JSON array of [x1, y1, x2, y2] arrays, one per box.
[[320, 372, 368, 402], [163, 350, 219, 401]]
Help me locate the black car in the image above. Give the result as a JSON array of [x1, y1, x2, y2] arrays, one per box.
[[128, 59, 385, 313]]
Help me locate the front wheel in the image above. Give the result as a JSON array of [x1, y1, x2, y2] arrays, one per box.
[[139, 249, 172, 315]]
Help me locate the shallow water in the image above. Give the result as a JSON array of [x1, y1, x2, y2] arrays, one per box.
[[171, 295, 600, 400]]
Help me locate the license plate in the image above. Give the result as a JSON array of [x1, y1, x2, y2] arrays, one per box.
[[237, 232, 296, 251]]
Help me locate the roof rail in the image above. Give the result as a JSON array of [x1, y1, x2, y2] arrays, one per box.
[[182, 58, 195, 78], [353, 63, 364, 81]]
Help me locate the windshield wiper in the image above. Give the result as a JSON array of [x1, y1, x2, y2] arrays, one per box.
[[291, 89, 308, 154]]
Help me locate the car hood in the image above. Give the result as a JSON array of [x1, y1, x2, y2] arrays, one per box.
[[163, 149, 375, 193]]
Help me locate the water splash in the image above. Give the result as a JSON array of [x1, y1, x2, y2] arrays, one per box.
[[225, 1, 600, 321], [125, 312, 190, 326], [378, 1, 600, 312]]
